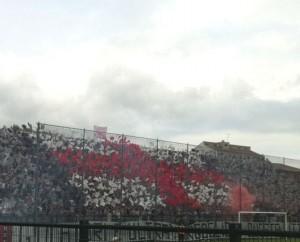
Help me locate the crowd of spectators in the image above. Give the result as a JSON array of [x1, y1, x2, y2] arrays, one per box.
[[0, 124, 299, 223], [211, 151, 300, 215], [0, 124, 81, 220]]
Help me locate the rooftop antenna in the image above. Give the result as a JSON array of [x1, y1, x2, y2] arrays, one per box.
[[226, 133, 230, 142]]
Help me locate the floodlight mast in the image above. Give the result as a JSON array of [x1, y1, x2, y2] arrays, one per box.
[[238, 211, 288, 231]]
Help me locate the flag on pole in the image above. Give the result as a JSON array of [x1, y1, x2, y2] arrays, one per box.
[[94, 125, 107, 139]]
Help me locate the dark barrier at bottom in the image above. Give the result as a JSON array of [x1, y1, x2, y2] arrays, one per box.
[[229, 223, 241, 242], [80, 220, 89, 242], [0, 221, 300, 242]]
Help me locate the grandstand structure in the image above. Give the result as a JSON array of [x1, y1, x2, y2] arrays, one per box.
[[0, 123, 299, 224]]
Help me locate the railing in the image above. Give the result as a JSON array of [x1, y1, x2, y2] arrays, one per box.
[[40, 123, 300, 217], [0, 222, 300, 242], [264, 155, 300, 169]]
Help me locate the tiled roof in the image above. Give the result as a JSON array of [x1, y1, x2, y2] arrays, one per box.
[[202, 140, 261, 156]]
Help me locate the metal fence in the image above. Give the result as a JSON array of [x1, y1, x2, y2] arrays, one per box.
[[0, 222, 300, 242], [264, 155, 300, 170], [0, 123, 299, 223]]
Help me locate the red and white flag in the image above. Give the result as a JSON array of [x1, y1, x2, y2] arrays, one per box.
[[94, 125, 107, 139]]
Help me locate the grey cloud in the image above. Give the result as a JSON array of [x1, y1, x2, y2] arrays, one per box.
[[1, 70, 300, 139], [0, 79, 43, 124], [80, 68, 300, 137], [0, 78, 80, 128]]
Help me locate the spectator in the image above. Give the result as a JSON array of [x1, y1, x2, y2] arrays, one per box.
[[0, 124, 298, 223]]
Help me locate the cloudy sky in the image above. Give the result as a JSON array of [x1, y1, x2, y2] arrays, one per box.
[[1, 0, 300, 164]]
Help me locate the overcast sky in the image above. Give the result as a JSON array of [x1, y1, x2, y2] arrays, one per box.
[[1, 0, 300, 165]]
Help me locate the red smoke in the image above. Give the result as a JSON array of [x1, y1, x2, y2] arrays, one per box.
[[230, 185, 256, 211], [52, 138, 255, 211]]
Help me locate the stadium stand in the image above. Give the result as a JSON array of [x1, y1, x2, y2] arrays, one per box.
[[0, 124, 299, 223]]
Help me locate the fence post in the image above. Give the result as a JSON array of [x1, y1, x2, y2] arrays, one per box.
[[155, 139, 159, 207], [239, 158, 242, 211], [186, 143, 189, 166], [178, 225, 186, 242], [79, 220, 89, 242], [229, 223, 241, 242], [283, 157, 287, 212], [121, 134, 125, 203], [34, 122, 41, 223], [81, 129, 86, 220]]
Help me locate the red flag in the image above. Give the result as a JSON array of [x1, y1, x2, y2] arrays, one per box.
[[94, 125, 107, 139]]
